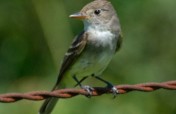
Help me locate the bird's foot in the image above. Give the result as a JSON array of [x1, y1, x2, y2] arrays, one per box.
[[107, 83, 118, 99], [111, 86, 118, 98], [93, 75, 118, 98], [81, 85, 94, 98]]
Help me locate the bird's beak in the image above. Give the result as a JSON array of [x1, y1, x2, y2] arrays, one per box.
[[69, 12, 88, 20]]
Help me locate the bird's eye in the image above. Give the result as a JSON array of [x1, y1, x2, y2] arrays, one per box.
[[94, 9, 101, 15]]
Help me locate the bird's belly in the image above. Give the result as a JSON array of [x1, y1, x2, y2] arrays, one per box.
[[69, 48, 114, 77]]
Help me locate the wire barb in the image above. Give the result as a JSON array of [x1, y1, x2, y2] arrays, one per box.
[[0, 80, 176, 103]]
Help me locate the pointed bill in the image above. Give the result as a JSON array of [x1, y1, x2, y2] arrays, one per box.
[[69, 12, 88, 19]]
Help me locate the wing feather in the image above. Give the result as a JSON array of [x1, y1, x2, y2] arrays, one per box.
[[115, 32, 123, 52], [56, 31, 88, 83]]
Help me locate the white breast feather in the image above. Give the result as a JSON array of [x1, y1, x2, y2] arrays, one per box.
[[87, 26, 115, 50]]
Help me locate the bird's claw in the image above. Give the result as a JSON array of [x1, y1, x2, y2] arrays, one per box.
[[111, 86, 118, 98], [106, 84, 118, 98], [82, 85, 94, 98]]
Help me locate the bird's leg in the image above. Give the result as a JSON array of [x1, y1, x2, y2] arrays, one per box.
[[72, 75, 94, 97], [74, 76, 89, 87], [92, 75, 118, 98]]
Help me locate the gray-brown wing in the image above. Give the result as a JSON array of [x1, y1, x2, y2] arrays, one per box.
[[115, 32, 123, 52], [39, 31, 88, 114], [56, 31, 88, 84]]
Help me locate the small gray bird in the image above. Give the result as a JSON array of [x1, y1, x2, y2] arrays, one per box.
[[39, 0, 122, 114]]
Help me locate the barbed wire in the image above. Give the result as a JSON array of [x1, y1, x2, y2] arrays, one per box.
[[0, 80, 175, 103]]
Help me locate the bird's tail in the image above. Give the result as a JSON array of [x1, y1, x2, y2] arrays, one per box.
[[39, 85, 61, 114]]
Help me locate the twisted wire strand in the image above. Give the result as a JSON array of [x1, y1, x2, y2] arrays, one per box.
[[0, 80, 175, 103]]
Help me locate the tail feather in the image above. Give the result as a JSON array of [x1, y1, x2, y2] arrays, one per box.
[[39, 97, 58, 114], [39, 85, 61, 114]]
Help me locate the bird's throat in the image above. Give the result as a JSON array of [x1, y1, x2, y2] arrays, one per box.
[[86, 26, 116, 50]]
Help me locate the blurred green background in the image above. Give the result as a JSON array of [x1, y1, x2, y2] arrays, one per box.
[[0, 0, 176, 114]]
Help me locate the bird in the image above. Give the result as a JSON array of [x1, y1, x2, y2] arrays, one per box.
[[39, 0, 122, 114]]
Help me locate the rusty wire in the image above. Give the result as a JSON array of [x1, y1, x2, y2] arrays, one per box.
[[0, 80, 176, 103]]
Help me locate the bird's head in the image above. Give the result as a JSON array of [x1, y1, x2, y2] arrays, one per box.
[[69, 0, 119, 31]]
